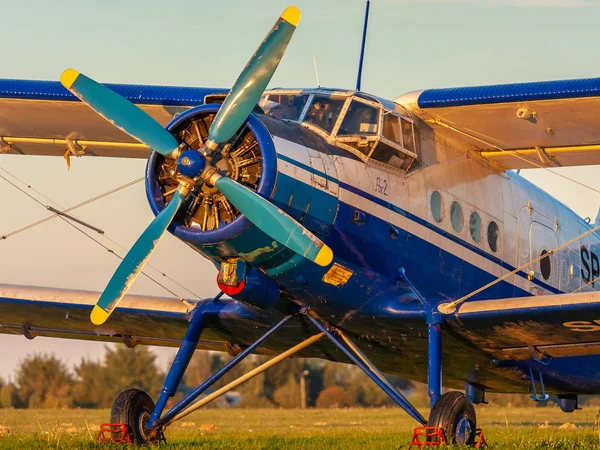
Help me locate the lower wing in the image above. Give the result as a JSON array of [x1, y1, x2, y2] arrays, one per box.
[[449, 290, 600, 360]]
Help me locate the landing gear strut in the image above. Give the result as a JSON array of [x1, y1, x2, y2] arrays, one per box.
[[108, 285, 478, 446]]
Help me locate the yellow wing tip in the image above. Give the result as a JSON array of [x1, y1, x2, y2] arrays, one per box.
[[281, 6, 301, 26], [90, 305, 110, 326], [315, 245, 333, 267], [60, 69, 80, 90]]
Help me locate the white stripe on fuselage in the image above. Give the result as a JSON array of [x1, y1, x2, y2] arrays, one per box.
[[273, 135, 522, 291]]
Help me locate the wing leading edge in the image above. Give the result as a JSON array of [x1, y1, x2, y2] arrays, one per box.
[[396, 77, 600, 170], [0, 79, 227, 159]]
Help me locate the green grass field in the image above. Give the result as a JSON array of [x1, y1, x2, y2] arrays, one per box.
[[1, 406, 600, 449]]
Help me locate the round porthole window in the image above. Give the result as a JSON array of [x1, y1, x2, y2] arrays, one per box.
[[540, 250, 551, 280], [450, 201, 463, 233], [487, 221, 499, 252], [431, 191, 443, 223], [469, 211, 481, 243]]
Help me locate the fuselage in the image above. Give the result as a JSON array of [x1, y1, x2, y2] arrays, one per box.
[[149, 87, 600, 394]]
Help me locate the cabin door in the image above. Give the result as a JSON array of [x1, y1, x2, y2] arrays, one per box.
[[517, 207, 560, 294]]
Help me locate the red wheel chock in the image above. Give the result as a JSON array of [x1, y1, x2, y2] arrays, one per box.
[[96, 423, 131, 443], [409, 426, 447, 448], [474, 428, 487, 448], [409, 426, 487, 448]]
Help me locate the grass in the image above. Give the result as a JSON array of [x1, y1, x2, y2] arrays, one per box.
[[1, 406, 600, 448]]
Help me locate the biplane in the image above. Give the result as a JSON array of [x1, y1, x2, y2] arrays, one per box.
[[3, 3, 600, 445]]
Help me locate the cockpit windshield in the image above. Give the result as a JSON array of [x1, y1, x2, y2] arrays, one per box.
[[303, 95, 345, 133], [338, 100, 379, 136], [262, 94, 310, 121], [260, 89, 419, 172]]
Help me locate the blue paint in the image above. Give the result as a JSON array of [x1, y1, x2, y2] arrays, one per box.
[[308, 315, 427, 425], [66, 72, 181, 157], [230, 267, 280, 309], [0, 78, 226, 106], [271, 172, 338, 238], [355, 0, 370, 91], [154, 314, 293, 428], [148, 297, 212, 427], [146, 105, 278, 245], [427, 322, 442, 408], [336, 181, 562, 295], [214, 175, 327, 262], [528, 367, 549, 402], [177, 150, 206, 178], [418, 77, 600, 109]]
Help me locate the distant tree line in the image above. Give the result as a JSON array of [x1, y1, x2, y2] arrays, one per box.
[[0, 346, 412, 409], [1, 346, 595, 409]]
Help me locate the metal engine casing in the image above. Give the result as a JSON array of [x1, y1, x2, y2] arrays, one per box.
[[145, 104, 339, 273]]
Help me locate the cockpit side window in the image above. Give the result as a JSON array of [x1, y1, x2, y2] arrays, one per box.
[[382, 113, 402, 146], [338, 100, 379, 136], [402, 118, 415, 153], [262, 94, 310, 121], [370, 142, 408, 170], [303, 96, 346, 133]]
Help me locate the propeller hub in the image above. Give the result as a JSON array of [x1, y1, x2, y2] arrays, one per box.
[[177, 149, 206, 178]]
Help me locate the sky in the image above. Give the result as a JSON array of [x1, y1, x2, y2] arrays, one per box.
[[2, 0, 600, 380]]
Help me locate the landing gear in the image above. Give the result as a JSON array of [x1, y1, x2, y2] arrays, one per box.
[[427, 391, 477, 445], [107, 286, 481, 447], [111, 388, 163, 445]]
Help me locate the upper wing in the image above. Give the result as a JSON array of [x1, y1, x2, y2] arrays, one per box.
[[0, 79, 226, 158], [396, 77, 600, 170], [447, 290, 600, 360]]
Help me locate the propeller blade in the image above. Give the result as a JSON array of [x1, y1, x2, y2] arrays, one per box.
[[213, 175, 333, 267], [90, 188, 188, 325], [60, 69, 180, 157], [206, 6, 301, 148]]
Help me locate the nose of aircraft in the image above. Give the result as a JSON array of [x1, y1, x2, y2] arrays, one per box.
[[61, 6, 335, 326], [177, 149, 206, 178]]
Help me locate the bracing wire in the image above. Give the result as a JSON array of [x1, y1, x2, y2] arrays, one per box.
[[0, 166, 202, 300]]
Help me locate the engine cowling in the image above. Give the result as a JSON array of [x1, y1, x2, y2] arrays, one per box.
[[145, 104, 339, 273]]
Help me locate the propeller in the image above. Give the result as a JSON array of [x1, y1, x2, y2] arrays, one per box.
[[61, 6, 334, 326]]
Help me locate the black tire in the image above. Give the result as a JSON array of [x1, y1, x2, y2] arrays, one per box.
[[110, 388, 162, 445], [427, 391, 476, 445]]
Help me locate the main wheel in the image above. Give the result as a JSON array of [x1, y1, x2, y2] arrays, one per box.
[[427, 391, 476, 445], [111, 388, 163, 445]]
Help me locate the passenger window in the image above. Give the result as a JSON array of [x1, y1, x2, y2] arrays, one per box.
[[370, 141, 407, 170], [540, 249, 551, 280], [469, 211, 481, 243], [262, 94, 310, 121], [451, 201, 463, 233], [304, 96, 346, 133], [338, 100, 379, 136], [401, 119, 415, 153], [431, 191, 443, 223], [488, 221, 499, 252]]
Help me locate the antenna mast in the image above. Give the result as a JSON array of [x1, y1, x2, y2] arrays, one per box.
[[313, 55, 321, 87], [355, 0, 371, 91]]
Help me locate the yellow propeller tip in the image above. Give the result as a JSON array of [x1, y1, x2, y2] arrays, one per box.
[[315, 245, 333, 267], [90, 305, 110, 325], [281, 6, 301, 26], [60, 69, 80, 90]]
